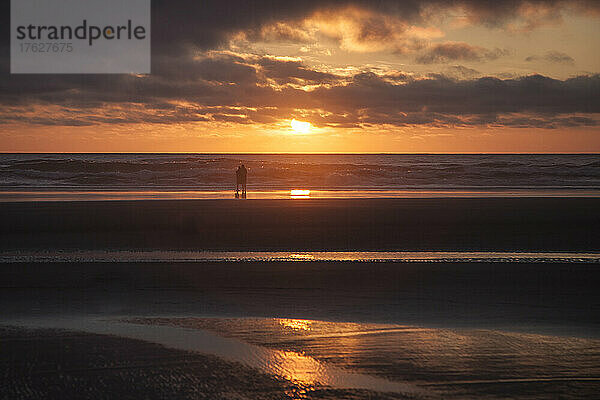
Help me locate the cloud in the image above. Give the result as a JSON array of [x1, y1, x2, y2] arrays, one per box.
[[310, 72, 599, 125], [0, 1, 597, 132], [256, 56, 341, 84], [443, 65, 481, 79], [145, 0, 600, 54], [299, 6, 433, 54], [525, 51, 575, 64], [235, 22, 314, 44], [416, 42, 511, 64], [3, 1, 596, 57], [223, 1, 600, 55], [0, 51, 597, 129]]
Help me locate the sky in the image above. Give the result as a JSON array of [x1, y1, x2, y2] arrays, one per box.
[[1, 0, 599, 153]]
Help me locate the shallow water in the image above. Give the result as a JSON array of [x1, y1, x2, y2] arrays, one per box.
[[8, 317, 425, 396], [1, 188, 600, 201], [10, 316, 600, 399], [2, 250, 599, 263], [123, 317, 600, 399]]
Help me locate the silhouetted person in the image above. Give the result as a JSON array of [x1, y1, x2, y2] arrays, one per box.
[[235, 166, 241, 198], [235, 164, 247, 198]]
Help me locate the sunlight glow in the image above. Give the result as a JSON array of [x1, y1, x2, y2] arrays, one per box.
[[291, 119, 312, 134], [290, 189, 311, 198]]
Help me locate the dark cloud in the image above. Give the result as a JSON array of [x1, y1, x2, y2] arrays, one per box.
[[416, 42, 511, 64], [152, 1, 599, 43], [443, 65, 481, 79], [309, 72, 599, 125], [148, 0, 600, 53], [152, 53, 258, 83], [256, 57, 340, 84], [495, 114, 597, 128], [525, 51, 575, 64], [0, 1, 598, 131], [3, 1, 599, 58], [0, 52, 597, 129], [240, 22, 314, 44]]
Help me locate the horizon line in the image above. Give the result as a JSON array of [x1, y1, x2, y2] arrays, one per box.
[[1, 152, 600, 155]]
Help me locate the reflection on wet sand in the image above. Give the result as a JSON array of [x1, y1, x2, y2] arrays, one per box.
[[279, 318, 314, 331], [267, 350, 326, 384], [131, 317, 600, 399], [9, 316, 600, 398], [3, 250, 600, 263], [9, 317, 423, 396]]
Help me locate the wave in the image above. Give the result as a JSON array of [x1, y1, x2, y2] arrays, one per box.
[[1, 154, 599, 190]]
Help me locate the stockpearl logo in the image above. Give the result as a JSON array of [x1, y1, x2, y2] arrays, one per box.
[[11, 0, 150, 74]]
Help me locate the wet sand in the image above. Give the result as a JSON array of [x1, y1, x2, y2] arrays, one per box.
[[128, 317, 600, 399], [1, 198, 599, 251], [0, 325, 408, 400], [2, 197, 599, 398], [2, 261, 599, 334], [4, 317, 599, 400]]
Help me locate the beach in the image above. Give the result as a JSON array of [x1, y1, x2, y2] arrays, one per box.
[[1, 198, 599, 251], [1, 256, 599, 331], [2, 196, 600, 399], [1, 325, 408, 400]]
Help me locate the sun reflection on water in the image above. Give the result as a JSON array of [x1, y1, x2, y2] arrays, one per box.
[[278, 318, 313, 331], [290, 189, 310, 198], [288, 253, 315, 261]]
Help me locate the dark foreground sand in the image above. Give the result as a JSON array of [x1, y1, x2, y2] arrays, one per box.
[[1, 198, 599, 251], [0, 325, 409, 400], [3, 319, 599, 400], [2, 261, 599, 332], [1, 197, 599, 399]]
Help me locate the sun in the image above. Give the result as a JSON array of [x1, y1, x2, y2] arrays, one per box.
[[290, 119, 312, 134]]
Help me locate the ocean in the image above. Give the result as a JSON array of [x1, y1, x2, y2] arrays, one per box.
[[1, 153, 599, 195]]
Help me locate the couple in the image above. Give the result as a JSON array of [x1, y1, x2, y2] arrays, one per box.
[[235, 164, 247, 198]]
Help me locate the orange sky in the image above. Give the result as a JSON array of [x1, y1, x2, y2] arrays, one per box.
[[2, 123, 599, 153], [1, 0, 599, 153]]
